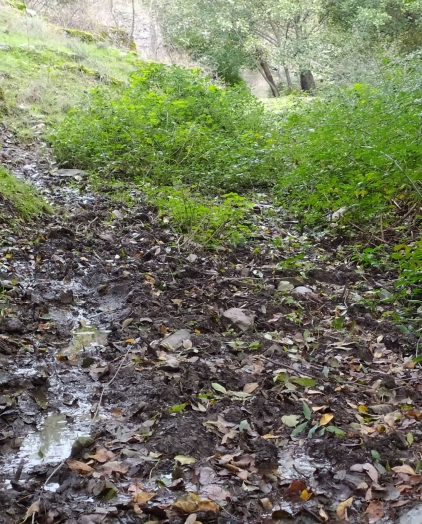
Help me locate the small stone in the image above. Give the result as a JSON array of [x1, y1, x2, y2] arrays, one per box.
[[294, 286, 314, 295], [186, 254, 197, 263], [160, 358, 180, 371], [1, 317, 24, 333], [56, 168, 87, 178], [399, 505, 422, 524], [160, 329, 191, 350], [112, 209, 123, 220], [222, 308, 255, 332]]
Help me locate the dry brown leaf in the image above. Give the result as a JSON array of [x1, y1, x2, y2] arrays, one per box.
[[363, 463, 379, 484], [133, 491, 156, 505], [319, 413, 334, 426], [173, 492, 219, 514], [100, 461, 129, 476], [67, 459, 93, 474], [260, 498, 273, 510], [89, 448, 115, 463], [243, 382, 259, 393], [365, 501, 385, 524], [286, 479, 307, 494], [21, 500, 40, 523], [336, 497, 354, 519], [392, 465, 415, 475]]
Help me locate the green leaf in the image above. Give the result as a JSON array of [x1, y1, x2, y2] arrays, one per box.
[[307, 423, 319, 439], [412, 355, 422, 363], [169, 403, 187, 413], [415, 460, 422, 473], [325, 425, 345, 437], [371, 449, 381, 460], [281, 415, 300, 427], [292, 378, 316, 387], [302, 401, 312, 420], [407, 432, 414, 445], [291, 421, 308, 437], [211, 382, 227, 394]]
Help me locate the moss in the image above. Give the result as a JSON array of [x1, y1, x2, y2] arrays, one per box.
[[0, 165, 51, 220], [6, 0, 26, 11], [63, 29, 99, 44]]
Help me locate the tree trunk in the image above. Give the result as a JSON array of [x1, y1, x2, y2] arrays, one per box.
[[259, 59, 280, 97], [300, 70, 316, 93], [284, 65, 293, 92]]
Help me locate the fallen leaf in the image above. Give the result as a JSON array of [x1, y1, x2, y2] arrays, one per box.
[[319, 508, 329, 522], [21, 500, 40, 523], [243, 382, 259, 393], [319, 413, 334, 426], [300, 489, 312, 501], [132, 491, 156, 505], [184, 514, 197, 524], [365, 501, 384, 523], [392, 465, 415, 475], [100, 461, 129, 476], [260, 498, 273, 510], [336, 497, 353, 519], [89, 448, 115, 463], [286, 479, 307, 494], [175, 455, 196, 465], [212, 383, 227, 394], [67, 459, 93, 474], [281, 415, 300, 427]]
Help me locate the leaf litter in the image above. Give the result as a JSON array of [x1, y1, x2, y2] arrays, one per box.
[[0, 128, 422, 524]]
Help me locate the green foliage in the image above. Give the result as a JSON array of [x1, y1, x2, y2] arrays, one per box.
[[276, 60, 422, 227], [152, 187, 254, 246], [0, 165, 51, 219], [63, 28, 99, 44], [51, 63, 282, 192]]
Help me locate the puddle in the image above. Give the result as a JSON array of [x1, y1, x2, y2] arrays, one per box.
[[62, 325, 108, 355]]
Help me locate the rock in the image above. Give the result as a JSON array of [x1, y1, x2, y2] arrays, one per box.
[[331, 206, 347, 221], [186, 254, 197, 263], [59, 289, 73, 304], [112, 209, 123, 219], [277, 281, 294, 292], [1, 317, 24, 333], [160, 358, 180, 371], [56, 168, 87, 178], [160, 329, 191, 350], [222, 308, 255, 332], [379, 288, 392, 300], [0, 45, 11, 51], [264, 344, 282, 357], [399, 505, 422, 524], [294, 286, 314, 295]]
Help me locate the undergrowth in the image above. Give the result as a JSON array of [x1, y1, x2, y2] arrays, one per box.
[[275, 58, 422, 229], [0, 165, 50, 219], [50, 63, 281, 192]]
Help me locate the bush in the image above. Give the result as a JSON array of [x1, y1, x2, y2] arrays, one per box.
[[50, 63, 282, 192], [275, 59, 422, 226]]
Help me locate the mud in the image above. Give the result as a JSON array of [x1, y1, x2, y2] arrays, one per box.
[[0, 125, 421, 524]]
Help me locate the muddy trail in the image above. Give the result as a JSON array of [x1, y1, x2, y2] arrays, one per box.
[[1, 126, 422, 524]]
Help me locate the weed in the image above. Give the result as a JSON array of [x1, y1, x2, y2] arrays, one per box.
[[0, 165, 51, 219]]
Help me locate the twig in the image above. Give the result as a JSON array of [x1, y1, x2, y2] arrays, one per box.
[[259, 355, 317, 379], [91, 346, 131, 421]]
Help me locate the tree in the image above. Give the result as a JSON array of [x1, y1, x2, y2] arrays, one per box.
[[150, 0, 337, 94]]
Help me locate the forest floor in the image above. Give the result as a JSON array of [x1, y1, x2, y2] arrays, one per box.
[[1, 126, 422, 524]]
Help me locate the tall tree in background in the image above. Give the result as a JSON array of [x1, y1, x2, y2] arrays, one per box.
[[150, 0, 337, 94]]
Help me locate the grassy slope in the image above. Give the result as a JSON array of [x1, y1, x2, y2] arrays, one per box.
[[0, 165, 50, 220], [0, 1, 141, 137], [0, 1, 143, 220]]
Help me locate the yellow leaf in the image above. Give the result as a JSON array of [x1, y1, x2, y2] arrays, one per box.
[[175, 455, 196, 465], [336, 497, 354, 519], [125, 338, 135, 344], [358, 405, 369, 414], [20, 500, 40, 523], [300, 489, 312, 501], [133, 491, 156, 505], [319, 413, 334, 426]]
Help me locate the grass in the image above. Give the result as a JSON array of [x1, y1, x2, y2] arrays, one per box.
[[0, 1, 141, 137], [0, 165, 51, 220]]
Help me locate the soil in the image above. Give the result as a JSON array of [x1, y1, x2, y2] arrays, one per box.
[[1, 124, 422, 524]]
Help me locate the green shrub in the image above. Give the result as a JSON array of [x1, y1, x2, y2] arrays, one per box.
[[275, 60, 422, 226], [152, 187, 254, 246], [50, 63, 282, 192]]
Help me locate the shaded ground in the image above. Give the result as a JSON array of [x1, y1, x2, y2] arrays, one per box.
[[1, 125, 422, 524]]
